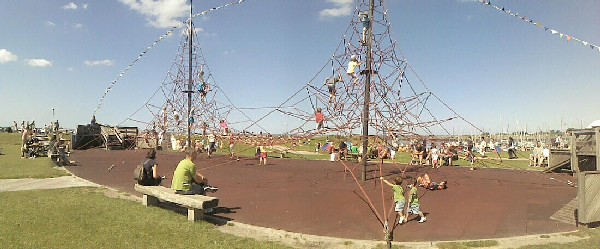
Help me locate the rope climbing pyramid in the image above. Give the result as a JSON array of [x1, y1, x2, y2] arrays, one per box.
[[243, 0, 481, 140]]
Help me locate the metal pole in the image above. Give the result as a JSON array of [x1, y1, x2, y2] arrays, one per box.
[[361, 0, 374, 182], [187, 0, 193, 148]]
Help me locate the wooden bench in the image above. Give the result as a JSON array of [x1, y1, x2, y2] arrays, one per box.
[[134, 184, 219, 221], [348, 153, 360, 161]]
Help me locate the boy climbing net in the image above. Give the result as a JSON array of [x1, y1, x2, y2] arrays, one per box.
[[346, 55, 362, 84], [315, 108, 325, 131], [324, 72, 343, 105]]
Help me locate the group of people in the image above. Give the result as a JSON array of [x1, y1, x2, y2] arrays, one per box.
[[529, 141, 549, 167], [379, 173, 448, 224], [136, 148, 219, 212], [380, 176, 427, 224], [411, 142, 458, 168], [313, 55, 363, 131]]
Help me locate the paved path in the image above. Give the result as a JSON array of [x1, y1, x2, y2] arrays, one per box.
[[0, 176, 99, 192]]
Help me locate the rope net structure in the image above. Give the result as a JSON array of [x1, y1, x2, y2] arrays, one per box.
[[237, 0, 481, 144], [91, 0, 582, 244], [123, 20, 259, 144], [114, 0, 483, 152]]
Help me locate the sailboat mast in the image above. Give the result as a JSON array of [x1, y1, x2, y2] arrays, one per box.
[[187, 0, 193, 147]]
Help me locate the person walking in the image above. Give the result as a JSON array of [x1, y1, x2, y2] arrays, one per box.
[[406, 178, 427, 223]]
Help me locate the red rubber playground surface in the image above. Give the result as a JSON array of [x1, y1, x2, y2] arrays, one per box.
[[68, 149, 577, 242]]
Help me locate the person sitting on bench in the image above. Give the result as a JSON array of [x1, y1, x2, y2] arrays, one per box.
[[138, 148, 164, 186], [172, 149, 218, 195]]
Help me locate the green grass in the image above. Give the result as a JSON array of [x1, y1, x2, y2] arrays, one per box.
[[516, 228, 600, 249], [213, 138, 535, 171], [436, 240, 499, 249], [0, 187, 292, 249], [0, 133, 69, 179]]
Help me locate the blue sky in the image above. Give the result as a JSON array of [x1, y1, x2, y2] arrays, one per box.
[[1, 0, 599, 134]]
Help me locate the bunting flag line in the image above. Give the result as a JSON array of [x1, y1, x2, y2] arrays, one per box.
[[476, 0, 599, 54], [93, 0, 246, 116]]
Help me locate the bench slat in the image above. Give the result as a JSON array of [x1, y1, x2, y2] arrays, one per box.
[[134, 184, 218, 210]]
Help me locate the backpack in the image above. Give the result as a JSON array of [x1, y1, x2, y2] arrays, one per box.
[[134, 160, 150, 182], [134, 164, 145, 181]]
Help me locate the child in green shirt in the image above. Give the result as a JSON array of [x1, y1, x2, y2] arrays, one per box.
[[381, 176, 407, 224], [407, 178, 427, 223]]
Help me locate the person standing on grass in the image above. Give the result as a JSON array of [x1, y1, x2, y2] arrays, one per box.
[[507, 137, 517, 159], [493, 140, 503, 163], [21, 128, 30, 158], [465, 141, 476, 171], [429, 143, 440, 168], [172, 149, 218, 196], [380, 176, 408, 224], [138, 148, 164, 186], [406, 178, 427, 223], [228, 133, 237, 160]]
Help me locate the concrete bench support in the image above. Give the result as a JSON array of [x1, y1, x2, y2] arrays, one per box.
[[134, 184, 218, 221]]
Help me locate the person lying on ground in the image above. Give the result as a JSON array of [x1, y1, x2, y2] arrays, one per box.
[[417, 173, 448, 190]]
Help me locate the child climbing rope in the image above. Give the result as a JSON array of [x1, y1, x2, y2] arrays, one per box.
[[315, 108, 325, 131], [324, 73, 343, 104], [347, 55, 362, 84]]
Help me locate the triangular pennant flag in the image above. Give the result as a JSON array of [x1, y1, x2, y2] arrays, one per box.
[[582, 41, 589, 46], [567, 35, 572, 41], [559, 33, 564, 38], [591, 44, 596, 50], [544, 27, 549, 31], [501, 7, 505, 11], [550, 29, 558, 34]]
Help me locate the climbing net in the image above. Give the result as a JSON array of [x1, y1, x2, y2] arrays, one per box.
[[113, 0, 483, 154], [121, 20, 259, 143], [238, 0, 481, 143]]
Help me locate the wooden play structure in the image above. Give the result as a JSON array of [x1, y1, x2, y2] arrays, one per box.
[[570, 127, 600, 226]]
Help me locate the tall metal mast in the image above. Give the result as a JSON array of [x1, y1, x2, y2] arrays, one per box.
[[186, 0, 193, 148], [361, 0, 374, 181]]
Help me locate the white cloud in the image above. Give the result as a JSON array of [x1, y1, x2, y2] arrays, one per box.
[[73, 23, 84, 29], [26, 59, 53, 67], [320, 0, 353, 18], [67, 67, 75, 71], [223, 49, 235, 55], [0, 49, 18, 64], [119, 0, 189, 28], [82, 4, 89, 9], [84, 60, 114, 66], [45, 21, 56, 27], [62, 2, 78, 10]]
